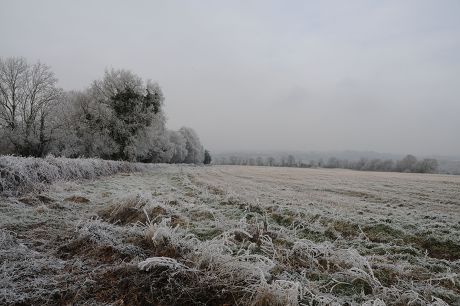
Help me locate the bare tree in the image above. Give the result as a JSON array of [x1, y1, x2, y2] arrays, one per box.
[[168, 130, 187, 163], [0, 57, 62, 156], [415, 158, 438, 173], [0, 57, 27, 130], [287, 155, 296, 167], [326, 157, 339, 168], [266, 156, 275, 166], [179, 127, 204, 164], [397, 154, 418, 172], [204, 149, 212, 164]]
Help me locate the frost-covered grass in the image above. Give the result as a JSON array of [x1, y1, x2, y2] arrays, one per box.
[[1, 164, 459, 305], [0, 155, 152, 195]]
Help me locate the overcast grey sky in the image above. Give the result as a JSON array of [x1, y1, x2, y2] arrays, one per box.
[[1, 0, 459, 156]]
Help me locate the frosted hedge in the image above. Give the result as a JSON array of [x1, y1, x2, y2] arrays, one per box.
[[0, 155, 150, 196]]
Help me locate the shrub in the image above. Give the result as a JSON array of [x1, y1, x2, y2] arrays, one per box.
[[0, 155, 152, 195]]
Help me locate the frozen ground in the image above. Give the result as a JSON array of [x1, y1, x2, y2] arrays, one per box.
[[1, 164, 459, 305]]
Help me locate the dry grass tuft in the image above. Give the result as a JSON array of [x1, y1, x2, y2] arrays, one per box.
[[65, 195, 90, 203], [98, 192, 171, 225]]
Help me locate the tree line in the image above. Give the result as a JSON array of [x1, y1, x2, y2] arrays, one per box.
[[0, 57, 211, 164], [215, 154, 439, 173]]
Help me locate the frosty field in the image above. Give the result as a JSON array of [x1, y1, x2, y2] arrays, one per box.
[[1, 163, 460, 305]]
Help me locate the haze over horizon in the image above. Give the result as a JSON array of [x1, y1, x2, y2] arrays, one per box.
[[1, 0, 459, 156]]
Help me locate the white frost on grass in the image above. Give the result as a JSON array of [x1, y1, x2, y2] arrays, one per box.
[[142, 219, 300, 305], [138, 256, 188, 271], [0, 155, 153, 195], [0, 229, 66, 305], [2, 162, 459, 305]]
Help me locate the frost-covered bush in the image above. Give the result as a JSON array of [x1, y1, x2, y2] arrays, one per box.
[[0, 155, 151, 195]]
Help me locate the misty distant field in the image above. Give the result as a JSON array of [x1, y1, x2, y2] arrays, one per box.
[[1, 163, 460, 305]]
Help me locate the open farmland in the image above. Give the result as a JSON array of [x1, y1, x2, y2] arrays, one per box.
[[1, 163, 460, 305]]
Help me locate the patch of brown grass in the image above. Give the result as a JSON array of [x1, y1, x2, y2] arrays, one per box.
[[65, 195, 90, 203]]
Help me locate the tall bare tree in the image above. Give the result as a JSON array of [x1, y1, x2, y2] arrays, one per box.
[[0, 57, 62, 156], [179, 127, 204, 164]]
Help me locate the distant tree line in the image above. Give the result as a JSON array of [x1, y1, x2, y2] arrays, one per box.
[[215, 154, 439, 174], [0, 57, 210, 164]]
